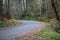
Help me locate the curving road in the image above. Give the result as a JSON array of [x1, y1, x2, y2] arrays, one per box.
[[0, 20, 45, 40]]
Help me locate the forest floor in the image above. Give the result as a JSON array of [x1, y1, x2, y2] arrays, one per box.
[[15, 23, 49, 40]]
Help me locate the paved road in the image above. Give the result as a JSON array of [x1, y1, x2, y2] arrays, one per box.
[[0, 20, 45, 40]]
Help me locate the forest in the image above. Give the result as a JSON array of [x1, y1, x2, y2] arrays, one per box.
[[0, 0, 60, 40]]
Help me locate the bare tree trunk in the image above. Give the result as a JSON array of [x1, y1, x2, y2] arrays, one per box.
[[6, 0, 11, 19], [24, 0, 26, 10], [0, 0, 11, 21], [0, 0, 5, 21], [22, 0, 24, 11], [0, 0, 3, 17], [51, 0, 60, 20]]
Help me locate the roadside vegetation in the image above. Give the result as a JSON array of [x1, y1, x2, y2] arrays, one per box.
[[35, 27, 60, 40], [34, 17, 60, 40], [0, 18, 22, 28]]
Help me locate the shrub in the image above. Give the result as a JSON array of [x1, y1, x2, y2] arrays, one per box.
[[0, 21, 8, 28], [35, 28, 60, 40], [50, 20, 60, 33], [35, 16, 50, 22], [0, 19, 22, 28]]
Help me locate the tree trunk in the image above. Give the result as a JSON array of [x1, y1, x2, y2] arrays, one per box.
[[0, 0, 4, 21], [5, 0, 11, 19], [22, 0, 24, 11], [0, 0, 3, 17], [51, 0, 60, 20], [0, 0, 11, 21]]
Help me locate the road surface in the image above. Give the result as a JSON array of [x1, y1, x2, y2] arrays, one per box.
[[0, 20, 45, 40]]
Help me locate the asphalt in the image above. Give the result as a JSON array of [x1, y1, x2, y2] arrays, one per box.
[[0, 20, 45, 40]]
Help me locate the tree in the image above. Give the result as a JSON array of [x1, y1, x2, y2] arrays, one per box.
[[0, 0, 3, 18], [6, 0, 11, 19], [0, 0, 11, 21], [51, 0, 60, 20]]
